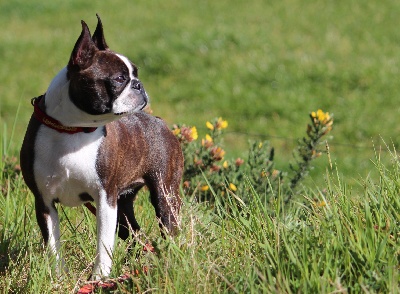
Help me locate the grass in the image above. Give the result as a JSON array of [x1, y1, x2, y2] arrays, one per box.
[[1, 0, 400, 292], [0, 142, 399, 292], [1, 0, 400, 183]]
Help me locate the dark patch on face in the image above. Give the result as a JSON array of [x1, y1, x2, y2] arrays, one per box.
[[68, 51, 137, 115], [79, 192, 94, 202]]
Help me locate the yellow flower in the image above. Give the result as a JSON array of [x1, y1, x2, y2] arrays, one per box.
[[316, 109, 328, 122], [201, 185, 209, 191], [313, 201, 327, 207], [318, 201, 326, 207], [229, 183, 237, 192], [312, 109, 331, 123], [172, 128, 181, 135], [210, 146, 225, 161], [223, 161, 229, 169], [206, 121, 214, 130], [180, 126, 198, 142], [311, 111, 317, 118], [258, 142, 263, 149], [311, 109, 333, 128], [216, 117, 228, 130], [202, 134, 213, 148], [191, 126, 198, 140]]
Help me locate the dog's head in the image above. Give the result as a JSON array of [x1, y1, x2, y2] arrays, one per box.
[[67, 15, 148, 116], [45, 15, 148, 127]]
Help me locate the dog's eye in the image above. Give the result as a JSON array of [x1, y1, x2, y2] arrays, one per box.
[[114, 75, 126, 84]]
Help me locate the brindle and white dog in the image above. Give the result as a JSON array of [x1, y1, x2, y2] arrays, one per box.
[[20, 15, 183, 279]]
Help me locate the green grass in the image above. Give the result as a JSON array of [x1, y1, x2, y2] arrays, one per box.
[[1, 143, 399, 292], [1, 0, 400, 183], [1, 0, 400, 292]]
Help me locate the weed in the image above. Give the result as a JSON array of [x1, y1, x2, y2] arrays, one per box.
[[174, 110, 333, 206]]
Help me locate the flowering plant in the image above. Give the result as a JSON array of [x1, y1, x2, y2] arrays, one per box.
[[173, 110, 333, 204], [288, 109, 334, 200]]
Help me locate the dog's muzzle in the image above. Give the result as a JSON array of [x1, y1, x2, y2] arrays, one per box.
[[132, 80, 149, 110]]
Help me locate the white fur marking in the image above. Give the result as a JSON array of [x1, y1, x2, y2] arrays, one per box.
[[34, 127, 104, 207], [116, 54, 135, 80], [46, 205, 67, 275], [112, 54, 146, 114], [92, 189, 118, 278], [34, 125, 120, 278]]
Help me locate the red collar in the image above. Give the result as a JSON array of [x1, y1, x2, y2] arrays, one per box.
[[32, 94, 98, 134]]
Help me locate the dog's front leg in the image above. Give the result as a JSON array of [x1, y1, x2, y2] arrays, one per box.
[[35, 198, 66, 275], [92, 190, 117, 280]]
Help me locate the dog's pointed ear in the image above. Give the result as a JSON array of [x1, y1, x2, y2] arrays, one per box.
[[68, 20, 98, 71], [92, 14, 109, 50]]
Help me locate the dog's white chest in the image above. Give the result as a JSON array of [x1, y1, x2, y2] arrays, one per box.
[[34, 126, 104, 206]]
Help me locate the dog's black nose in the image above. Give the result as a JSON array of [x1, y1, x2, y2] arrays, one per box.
[[131, 80, 142, 91]]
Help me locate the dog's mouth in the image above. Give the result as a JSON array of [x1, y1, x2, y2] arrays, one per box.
[[114, 112, 127, 116], [114, 102, 147, 116]]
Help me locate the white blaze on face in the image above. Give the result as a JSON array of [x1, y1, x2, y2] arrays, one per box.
[[112, 54, 143, 115]]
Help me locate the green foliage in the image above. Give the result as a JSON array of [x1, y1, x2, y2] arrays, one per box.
[[1, 0, 400, 292], [176, 111, 333, 205], [2, 0, 400, 186], [2, 109, 398, 292], [1, 146, 399, 292], [288, 110, 333, 196]]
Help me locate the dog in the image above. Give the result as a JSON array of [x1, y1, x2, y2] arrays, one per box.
[[20, 15, 183, 279]]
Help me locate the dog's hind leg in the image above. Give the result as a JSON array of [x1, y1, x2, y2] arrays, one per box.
[[116, 188, 142, 240], [146, 172, 182, 236]]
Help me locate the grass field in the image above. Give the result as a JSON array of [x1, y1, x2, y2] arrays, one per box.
[[1, 0, 399, 293], [1, 148, 399, 293], [2, 0, 400, 180]]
